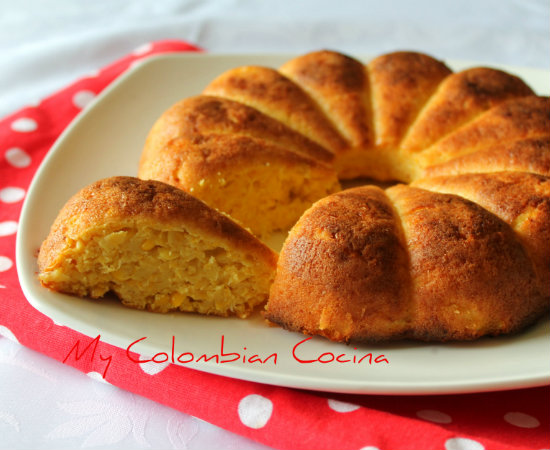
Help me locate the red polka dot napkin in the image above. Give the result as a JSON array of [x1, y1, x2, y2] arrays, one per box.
[[1, 40, 548, 450]]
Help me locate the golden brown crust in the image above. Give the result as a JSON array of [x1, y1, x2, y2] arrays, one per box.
[[265, 186, 412, 342], [138, 94, 336, 183], [140, 130, 335, 189], [423, 136, 550, 177], [202, 65, 348, 153], [412, 172, 550, 297], [140, 95, 333, 166], [280, 50, 373, 148], [368, 51, 452, 149], [415, 96, 550, 169], [415, 95, 550, 167], [138, 95, 335, 192], [386, 184, 545, 341], [38, 177, 277, 273], [401, 68, 534, 153]]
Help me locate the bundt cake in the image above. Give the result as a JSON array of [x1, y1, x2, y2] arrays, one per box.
[[38, 177, 277, 318], [138, 49, 548, 342], [41, 49, 550, 343]]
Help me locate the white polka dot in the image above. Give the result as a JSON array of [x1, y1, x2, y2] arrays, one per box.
[[359, 447, 381, 450], [72, 90, 96, 109], [139, 357, 170, 375], [0, 187, 25, 203], [327, 398, 360, 413], [416, 409, 452, 424], [504, 411, 540, 428], [5, 148, 31, 168], [0, 221, 18, 237], [11, 117, 37, 132], [133, 42, 153, 55], [0, 326, 19, 343], [238, 394, 273, 429], [87, 371, 112, 384], [0, 256, 13, 272], [445, 437, 485, 450]]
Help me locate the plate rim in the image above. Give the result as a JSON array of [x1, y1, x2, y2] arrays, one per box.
[[16, 51, 550, 396]]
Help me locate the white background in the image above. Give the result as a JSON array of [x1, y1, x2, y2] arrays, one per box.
[[1, 0, 549, 449]]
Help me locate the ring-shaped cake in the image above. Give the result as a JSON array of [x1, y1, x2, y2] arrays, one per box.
[[40, 50, 550, 342]]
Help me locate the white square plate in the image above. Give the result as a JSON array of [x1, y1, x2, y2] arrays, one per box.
[[16, 53, 550, 394]]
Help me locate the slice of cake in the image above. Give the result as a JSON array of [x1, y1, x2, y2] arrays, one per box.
[[38, 176, 277, 317]]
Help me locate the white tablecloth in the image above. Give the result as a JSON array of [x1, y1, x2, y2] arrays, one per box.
[[1, 1, 548, 448]]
